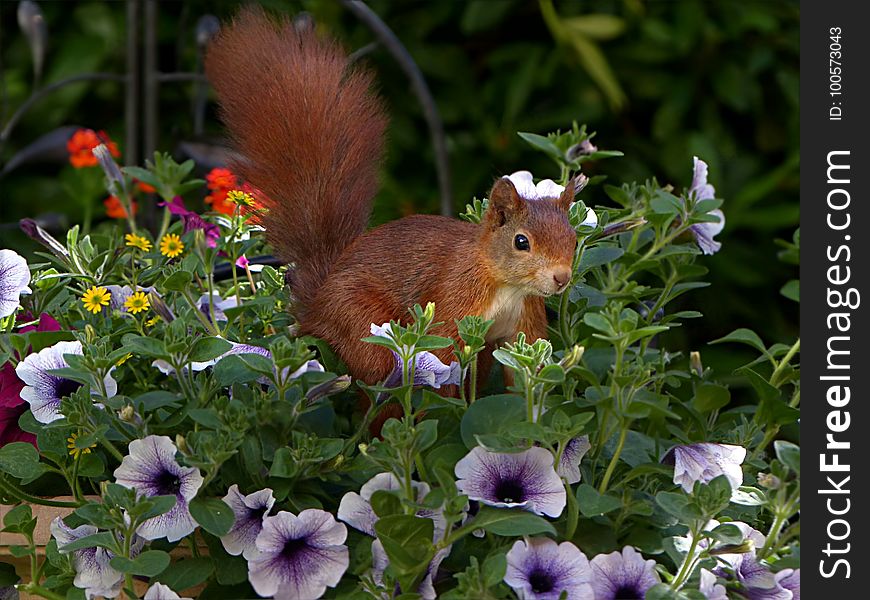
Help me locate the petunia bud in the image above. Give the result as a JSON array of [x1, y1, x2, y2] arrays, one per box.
[[93, 144, 127, 198], [119, 405, 135, 422], [149, 291, 175, 323], [710, 540, 756, 556], [601, 218, 647, 238], [175, 434, 190, 455], [19, 218, 70, 259], [559, 345, 585, 370], [757, 472, 782, 490], [84, 324, 97, 344], [305, 375, 352, 405], [690, 351, 703, 377]]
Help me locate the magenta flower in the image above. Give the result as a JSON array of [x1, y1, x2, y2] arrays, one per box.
[[158, 197, 220, 247], [504, 537, 594, 599]]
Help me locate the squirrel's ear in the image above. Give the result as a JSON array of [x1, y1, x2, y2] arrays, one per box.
[[555, 179, 575, 212], [487, 177, 524, 227]]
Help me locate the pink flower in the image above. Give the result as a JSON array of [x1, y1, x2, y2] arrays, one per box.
[[158, 197, 220, 247]]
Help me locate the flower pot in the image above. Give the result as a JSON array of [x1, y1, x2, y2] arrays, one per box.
[[0, 498, 208, 600]]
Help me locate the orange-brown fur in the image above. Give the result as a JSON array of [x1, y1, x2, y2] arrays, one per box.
[[206, 9, 577, 391]]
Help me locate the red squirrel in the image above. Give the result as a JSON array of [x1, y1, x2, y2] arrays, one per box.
[[205, 8, 578, 388]]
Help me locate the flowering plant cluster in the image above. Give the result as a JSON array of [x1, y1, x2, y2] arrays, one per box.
[[0, 124, 798, 599]]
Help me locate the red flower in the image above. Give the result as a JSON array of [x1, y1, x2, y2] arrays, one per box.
[[205, 167, 237, 191], [104, 196, 138, 219], [67, 128, 120, 168], [1, 314, 62, 448]]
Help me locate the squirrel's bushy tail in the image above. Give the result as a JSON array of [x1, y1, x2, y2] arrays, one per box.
[[205, 7, 386, 316]]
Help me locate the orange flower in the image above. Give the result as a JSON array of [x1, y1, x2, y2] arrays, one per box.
[[67, 129, 120, 168], [204, 188, 235, 215], [205, 167, 237, 191], [135, 180, 157, 194], [104, 196, 138, 219]]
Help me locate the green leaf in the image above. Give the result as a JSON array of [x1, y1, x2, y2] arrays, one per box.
[[517, 132, 563, 163], [460, 394, 525, 449], [59, 531, 117, 552], [472, 506, 556, 536], [774, 440, 800, 474], [2, 505, 32, 530], [189, 337, 232, 362], [650, 190, 683, 215], [189, 497, 234, 536], [162, 270, 193, 292], [692, 383, 731, 413], [0, 442, 49, 481], [655, 491, 696, 521], [563, 14, 625, 40], [781, 279, 799, 302], [374, 515, 435, 575], [576, 484, 622, 517], [710, 328, 768, 355], [481, 553, 508, 588], [153, 556, 214, 591], [578, 246, 624, 271], [370, 489, 403, 519], [121, 334, 167, 358], [109, 550, 170, 577], [707, 523, 744, 545]]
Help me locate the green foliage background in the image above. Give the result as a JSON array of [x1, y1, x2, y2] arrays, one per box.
[[0, 0, 799, 373]]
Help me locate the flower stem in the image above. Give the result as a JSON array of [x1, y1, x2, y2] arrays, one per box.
[[670, 525, 702, 590], [769, 338, 800, 388], [469, 358, 478, 404], [0, 477, 82, 507], [18, 584, 64, 600], [598, 423, 629, 494]]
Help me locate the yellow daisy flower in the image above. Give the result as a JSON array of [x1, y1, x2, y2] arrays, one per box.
[[124, 291, 150, 314], [81, 286, 111, 314], [226, 189, 256, 207], [160, 234, 184, 258], [145, 316, 161, 328], [67, 433, 96, 459], [124, 233, 153, 251]]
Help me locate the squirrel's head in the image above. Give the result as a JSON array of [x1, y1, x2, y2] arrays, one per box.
[[480, 176, 578, 297]]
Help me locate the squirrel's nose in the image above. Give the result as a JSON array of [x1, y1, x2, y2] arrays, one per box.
[[553, 268, 571, 288]]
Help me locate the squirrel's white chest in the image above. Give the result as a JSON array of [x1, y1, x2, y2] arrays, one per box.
[[482, 286, 526, 343]]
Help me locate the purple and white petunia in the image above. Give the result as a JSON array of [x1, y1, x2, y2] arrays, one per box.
[[455, 446, 566, 517], [371, 322, 461, 390], [505, 171, 597, 227], [0, 249, 31, 318], [16, 340, 118, 424], [589, 546, 660, 600], [557, 436, 591, 485], [507, 171, 566, 201], [248, 509, 349, 599], [113, 435, 203, 542], [143, 582, 192, 600], [699, 568, 728, 600], [220, 484, 275, 560], [338, 472, 445, 538], [197, 293, 239, 323], [371, 539, 450, 600], [687, 157, 725, 255], [51, 517, 142, 599], [662, 442, 746, 493], [504, 537, 594, 600], [773, 569, 800, 600]]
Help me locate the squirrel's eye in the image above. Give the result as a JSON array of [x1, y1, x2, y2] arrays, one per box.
[[514, 234, 530, 251]]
